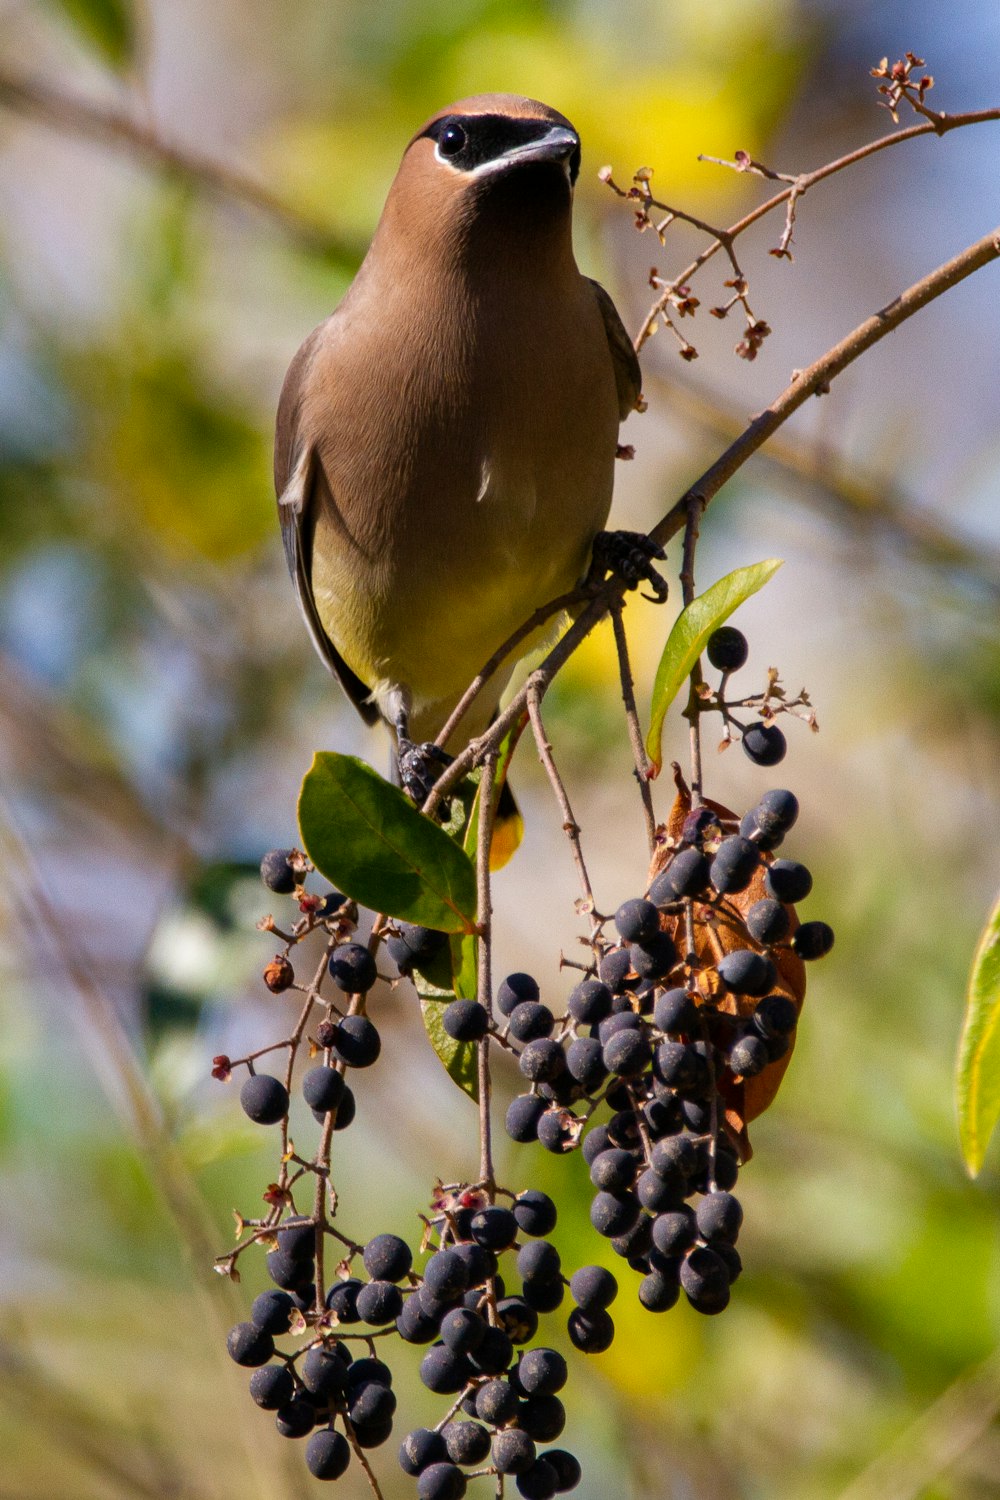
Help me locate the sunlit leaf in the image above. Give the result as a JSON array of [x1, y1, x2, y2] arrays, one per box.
[[298, 753, 476, 933], [956, 891, 1000, 1176], [646, 560, 783, 772], [47, 0, 140, 70]]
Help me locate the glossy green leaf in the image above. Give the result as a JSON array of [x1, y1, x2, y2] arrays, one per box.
[[450, 933, 478, 1002], [298, 753, 476, 933], [956, 891, 1000, 1175], [646, 559, 784, 772], [48, 0, 140, 69]]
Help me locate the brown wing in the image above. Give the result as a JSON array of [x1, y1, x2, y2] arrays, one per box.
[[275, 337, 380, 726], [586, 277, 642, 422]]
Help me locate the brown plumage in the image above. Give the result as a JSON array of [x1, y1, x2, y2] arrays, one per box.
[[275, 93, 641, 751]]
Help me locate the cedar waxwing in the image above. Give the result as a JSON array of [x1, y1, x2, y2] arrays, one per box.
[[275, 94, 643, 837]]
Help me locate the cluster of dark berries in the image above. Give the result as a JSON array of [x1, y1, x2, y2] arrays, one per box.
[[504, 784, 832, 1322], [217, 855, 590, 1493], [703, 626, 816, 766], [225, 1191, 585, 1495]]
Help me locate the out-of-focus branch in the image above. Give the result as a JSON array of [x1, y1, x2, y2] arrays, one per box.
[[0, 67, 363, 267], [644, 368, 1000, 600]]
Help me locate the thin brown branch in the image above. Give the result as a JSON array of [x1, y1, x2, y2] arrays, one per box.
[[680, 497, 707, 807], [0, 68, 361, 265], [643, 367, 1000, 599], [434, 589, 579, 751], [424, 227, 1000, 800], [476, 752, 499, 1196], [610, 602, 657, 851], [633, 105, 1000, 344], [526, 677, 599, 927]]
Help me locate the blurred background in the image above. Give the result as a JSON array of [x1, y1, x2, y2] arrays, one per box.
[[1, 1, 998, 1496]]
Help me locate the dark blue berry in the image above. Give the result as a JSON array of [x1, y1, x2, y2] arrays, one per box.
[[506, 1093, 547, 1142], [328, 942, 378, 994], [226, 1321, 274, 1366], [302, 1065, 345, 1113], [615, 898, 660, 944], [567, 1306, 615, 1352], [512, 1190, 557, 1238], [566, 978, 613, 1024], [509, 1001, 555, 1042], [710, 836, 760, 895], [745, 898, 790, 946], [332, 1013, 381, 1067], [706, 625, 748, 671], [765, 859, 813, 904], [498, 973, 540, 1015], [742, 721, 787, 766], [716, 949, 777, 996], [443, 999, 489, 1041], [260, 849, 297, 893], [240, 1073, 289, 1125], [793, 920, 834, 959], [249, 1363, 294, 1408]]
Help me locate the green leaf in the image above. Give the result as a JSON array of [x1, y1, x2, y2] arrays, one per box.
[[956, 891, 1000, 1176], [646, 559, 784, 772], [298, 753, 476, 933], [450, 933, 478, 1002], [48, 0, 140, 70], [418, 997, 479, 1103]]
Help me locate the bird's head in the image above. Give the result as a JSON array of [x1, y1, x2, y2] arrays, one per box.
[[375, 95, 582, 264]]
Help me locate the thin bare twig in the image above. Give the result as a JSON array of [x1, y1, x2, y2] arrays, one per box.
[[476, 751, 499, 1197], [631, 104, 1000, 346], [526, 676, 599, 928], [610, 602, 657, 850]]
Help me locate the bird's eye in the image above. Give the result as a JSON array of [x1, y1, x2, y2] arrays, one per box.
[[439, 122, 467, 157]]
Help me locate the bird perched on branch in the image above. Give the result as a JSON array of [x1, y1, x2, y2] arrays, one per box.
[[275, 93, 659, 858]]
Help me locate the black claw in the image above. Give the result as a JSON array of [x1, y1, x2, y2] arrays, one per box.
[[398, 738, 452, 812], [590, 529, 668, 604]]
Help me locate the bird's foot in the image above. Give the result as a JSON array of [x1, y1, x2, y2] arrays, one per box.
[[588, 529, 668, 604], [398, 738, 452, 813]]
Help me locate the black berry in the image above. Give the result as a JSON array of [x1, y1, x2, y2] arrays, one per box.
[[706, 625, 748, 672], [742, 721, 787, 766], [240, 1073, 289, 1126]]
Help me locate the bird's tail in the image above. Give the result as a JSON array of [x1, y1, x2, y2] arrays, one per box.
[[491, 778, 523, 870]]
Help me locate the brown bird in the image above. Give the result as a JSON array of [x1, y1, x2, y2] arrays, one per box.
[[275, 93, 653, 845]]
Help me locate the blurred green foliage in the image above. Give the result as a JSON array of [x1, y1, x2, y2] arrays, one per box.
[[1, 1, 999, 1498]]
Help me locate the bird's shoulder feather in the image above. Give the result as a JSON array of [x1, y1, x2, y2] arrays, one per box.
[[585, 277, 642, 422]]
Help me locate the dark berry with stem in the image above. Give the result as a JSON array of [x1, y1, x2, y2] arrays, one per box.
[[260, 849, 297, 893], [567, 978, 613, 1024], [716, 949, 777, 996], [518, 1240, 560, 1282], [513, 1189, 558, 1237], [663, 847, 712, 899], [325, 1277, 363, 1322], [226, 1322, 274, 1367], [493, 1428, 537, 1475], [765, 859, 813, 904], [250, 1289, 295, 1335], [569, 1265, 618, 1311], [475, 1377, 520, 1424], [629, 933, 677, 980], [590, 1191, 639, 1237], [302, 1066, 345, 1113], [639, 1270, 681, 1312], [742, 721, 787, 766], [498, 973, 540, 1015], [400, 1428, 448, 1476], [305, 1428, 351, 1481], [567, 1306, 615, 1352], [420, 1344, 472, 1394], [519, 1039, 566, 1083], [509, 1002, 555, 1041], [275, 1398, 316, 1438], [443, 1420, 491, 1466], [440, 1307, 486, 1355], [328, 942, 378, 994], [590, 1148, 637, 1193], [506, 1093, 547, 1142], [356, 1280, 403, 1324], [417, 1462, 467, 1500], [332, 1013, 381, 1067], [696, 1191, 744, 1243], [331, 1084, 356, 1130], [602, 1028, 651, 1077], [544, 1449, 582, 1492], [654, 987, 699, 1034], [753, 993, 798, 1036], [745, 898, 790, 946], [240, 1074, 288, 1125], [710, 836, 760, 895], [469, 1323, 514, 1375], [249, 1363, 294, 1409], [706, 625, 748, 671], [424, 1249, 469, 1300], [794, 920, 835, 959], [518, 1348, 568, 1394], [728, 1033, 769, 1077], [565, 1036, 607, 1090], [302, 1345, 351, 1398], [363, 1233, 412, 1283], [517, 1459, 560, 1500], [681, 1245, 732, 1313], [442, 999, 490, 1041], [599, 947, 633, 993], [519, 1393, 566, 1443], [754, 788, 799, 835], [615, 898, 660, 944], [652, 1208, 696, 1258]]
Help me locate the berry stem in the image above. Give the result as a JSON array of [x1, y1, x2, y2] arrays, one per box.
[[526, 677, 599, 932], [610, 600, 657, 852], [681, 496, 707, 808], [476, 749, 499, 1200]]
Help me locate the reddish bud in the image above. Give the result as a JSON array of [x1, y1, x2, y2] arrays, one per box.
[[211, 1056, 232, 1082], [298, 893, 322, 915], [263, 1183, 292, 1207], [315, 1018, 338, 1049]]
